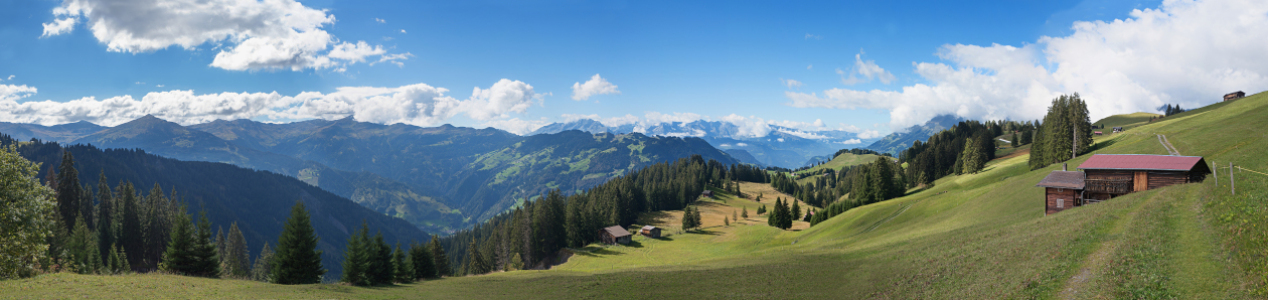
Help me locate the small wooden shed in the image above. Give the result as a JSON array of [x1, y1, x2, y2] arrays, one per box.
[[1036, 171, 1086, 215], [640, 225, 661, 238], [1224, 91, 1245, 101], [1078, 154, 1210, 201], [599, 225, 632, 245], [701, 190, 713, 198]]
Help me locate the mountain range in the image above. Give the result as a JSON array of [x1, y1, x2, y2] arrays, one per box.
[[864, 114, 964, 155], [0, 116, 740, 233], [529, 119, 880, 168]]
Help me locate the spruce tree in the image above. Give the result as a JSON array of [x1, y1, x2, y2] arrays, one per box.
[[428, 235, 450, 277], [393, 243, 412, 283], [341, 222, 369, 286], [370, 233, 393, 284], [791, 201, 801, 221], [250, 242, 274, 282], [1011, 132, 1019, 148], [465, 238, 488, 275], [55, 151, 82, 230], [224, 222, 250, 278], [271, 201, 325, 284], [160, 209, 195, 275], [741, 207, 748, 218], [95, 171, 115, 265], [190, 211, 221, 277], [409, 242, 435, 280]]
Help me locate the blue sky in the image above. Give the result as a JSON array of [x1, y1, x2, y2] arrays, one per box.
[[3, 0, 1264, 136]]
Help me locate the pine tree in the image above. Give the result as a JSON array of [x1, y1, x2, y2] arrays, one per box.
[[159, 209, 195, 275], [271, 201, 325, 284], [223, 222, 250, 278], [681, 206, 696, 231], [791, 201, 801, 221], [409, 242, 435, 280], [428, 235, 449, 277], [741, 207, 748, 218], [95, 171, 115, 266], [465, 238, 488, 275], [1011, 132, 1019, 148], [369, 233, 393, 284], [509, 253, 524, 271], [393, 243, 412, 283], [55, 151, 82, 231], [341, 222, 370, 286], [250, 242, 274, 282], [214, 227, 226, 273], [190, 211, 221, 277]]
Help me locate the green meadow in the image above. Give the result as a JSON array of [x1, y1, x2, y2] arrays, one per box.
[[5, 93, 1267, 299]]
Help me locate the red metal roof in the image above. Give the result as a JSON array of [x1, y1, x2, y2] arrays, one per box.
[[1076, 154, 1204, 171], [1036, 171, 1086, 189]]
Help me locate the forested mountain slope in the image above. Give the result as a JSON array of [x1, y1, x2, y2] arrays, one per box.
[[2, 136, 430, 279]]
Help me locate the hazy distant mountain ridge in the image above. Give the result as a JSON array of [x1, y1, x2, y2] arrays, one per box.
[[528, 119, 880, 168], [866, 114, 964, 155]]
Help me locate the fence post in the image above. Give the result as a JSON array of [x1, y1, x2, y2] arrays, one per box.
[[1230, 162, 1235, 195], [1213, 161, 1218, 185]]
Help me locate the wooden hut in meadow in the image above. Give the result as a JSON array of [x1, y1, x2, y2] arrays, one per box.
[[1078, 154, 1210, 201], [1035, 170, 1085, 215], [1224, 91, 1245, 102], [599, 225, 632, 245], [701, 190, 713, 198], [640, 225, 662, 238]]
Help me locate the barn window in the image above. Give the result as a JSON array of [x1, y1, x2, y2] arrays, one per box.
[[1057, 199, 1064, 208]]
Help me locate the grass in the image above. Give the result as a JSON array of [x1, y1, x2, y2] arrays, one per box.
[[795, 153, 886, 175], [1094, 111, 1162, 131], [6, 93, 1267, 299]]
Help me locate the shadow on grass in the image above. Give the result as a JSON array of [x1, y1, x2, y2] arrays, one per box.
[[570, 245, 628, 257], [1086, 136, 1121, 153], [684, 229, 725, 236], [638, 211, 674, 226]]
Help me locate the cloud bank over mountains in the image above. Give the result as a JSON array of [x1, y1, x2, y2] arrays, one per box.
[[41, 0, 407, 71], [789, 0, 1268, 129], [0, 80, 540, 128]]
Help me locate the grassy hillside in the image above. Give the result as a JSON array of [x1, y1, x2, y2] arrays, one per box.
[[1094, 111, 1162, 131], [6, 92, 1266, 298], [795, 152, 885, 175]]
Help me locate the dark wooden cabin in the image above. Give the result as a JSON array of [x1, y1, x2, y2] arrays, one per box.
[[599, 225, 632, 245], [1035, 171, 1085, 215], [1224, 91, 1245, 101], [640, 225, 661, 238], [1078, 154, 1210, 201]]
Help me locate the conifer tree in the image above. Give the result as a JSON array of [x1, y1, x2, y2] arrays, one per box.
[[341, 222, 370, 286], [250, 242, 274, 282], [223, 222, 250, 278], [271, 201, 324, 284], [791, 201, 801, 221], [160, 208, 194, 275], [1011, 132, 1019, 148], [368, 232, 393, 284], [409, 242, 435, 280], [190, 211, 221, 277], [393, 243, 412, 283], [465, 238, 488, 275], [55, 151, 82, 230], [95, 171, 115, 265], [428, 235, 449, 277], [214, 227, 226, 272], [741, 207, 748, 218], [509, 253, 524, 271]]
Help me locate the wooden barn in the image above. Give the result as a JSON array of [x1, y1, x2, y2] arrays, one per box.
[[1078, 154, 1210, 201], [1225, 91, 1245, 102], [1036, 170, 1085, 215], [599, 225, 632, 245], [701, 190, 713, 198], [640, 225, 661, 238]]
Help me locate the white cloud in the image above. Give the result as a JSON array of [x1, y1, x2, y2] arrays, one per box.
[[44, 0, 402, 71], [790, 0, 1268, 129], [374, 18, 386, 23], [839, 51, 896, 85], [156, 84, 164, 88], [838, 139, 863, 145], [804, 33, 822, 40], [327, 41, 386, 64], [781, 78, 803, 89], [571, 74, 620, 101], [400, 29, 407, 34], [807, 64, 813, 70], [0, 80, 540, 127], [373, 53, 414, 67], [735, 142, 748, 147], [644, 112, 703, 124], [6, 75, 13, 80], [720, 114, 773, 138], [41, 18, 76, 37]]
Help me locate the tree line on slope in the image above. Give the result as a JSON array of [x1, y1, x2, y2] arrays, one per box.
[[437, 156, 763, 276]]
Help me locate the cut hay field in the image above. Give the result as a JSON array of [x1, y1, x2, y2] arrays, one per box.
[[5, 93, 1266, 299], [1094, 111, 1162, 131]]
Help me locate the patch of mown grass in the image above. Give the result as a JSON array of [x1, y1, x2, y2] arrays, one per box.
[[1105, 189, 1179, 299]]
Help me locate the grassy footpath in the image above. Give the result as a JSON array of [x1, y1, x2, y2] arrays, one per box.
[[4, 94, 1266, 299]]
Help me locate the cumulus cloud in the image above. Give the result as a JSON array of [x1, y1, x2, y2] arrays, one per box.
[[790, 0, 1268, 129], [41, 18, 76, 37], [804, 33, 822, 40], [43, 0, 403, 71], [838, 52, 896, 85], [838, 139, 863, 145], [643, 112, 703, 124], [0, 80, 540, 127], [374, 18, 386, 23], [781, 78, 803, 89], [571, 74, 621, 101]]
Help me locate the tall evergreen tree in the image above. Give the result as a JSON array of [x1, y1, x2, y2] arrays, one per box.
[[369, 232, 393, 284], [250, 242, 275, 282], [117, 182, 142, 270], [55, 151, 82, 231], [791, 201, 801, 221], [341, 222, 370, 286], [189, 211, 221, 277], [393, 243, 412, 283], [160, 209, 196, 275], [223, 222, 250, 278], [409, 242, 435, 280], [95, 171, 115, 265], [429, 235, 450, 277], [271, 201, 325, 284]]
